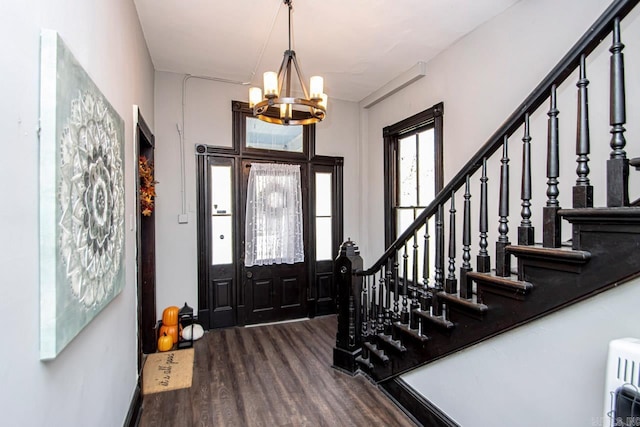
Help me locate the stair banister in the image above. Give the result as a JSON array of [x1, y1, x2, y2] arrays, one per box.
[[334, 0, 640, 379], [356, 0, 639, 277]]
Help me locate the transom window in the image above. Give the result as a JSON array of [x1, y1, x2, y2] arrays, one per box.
[[246, 117, 303, 153]]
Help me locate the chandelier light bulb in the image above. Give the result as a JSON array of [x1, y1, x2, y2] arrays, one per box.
[[249, 87, 263, 108], [319, 93, 328, 109], [263, 71, 278, 97], [310, 76, 324, 100], [280, 103, 292, 120]]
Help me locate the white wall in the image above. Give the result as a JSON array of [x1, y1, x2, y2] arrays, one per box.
[[355, 0, 640, 424], [0, 1, 154, 426], [153, 71, 360, 316], [402, 277, 640, 427]]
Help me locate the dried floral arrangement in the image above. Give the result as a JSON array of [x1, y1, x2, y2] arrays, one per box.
[[139, 155, 157, 216]]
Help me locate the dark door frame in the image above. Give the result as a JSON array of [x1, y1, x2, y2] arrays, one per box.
[[136, 109, 156, 360], [195, 101, 344, 329]]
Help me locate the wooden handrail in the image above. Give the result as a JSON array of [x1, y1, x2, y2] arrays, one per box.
[[358, 0, 639, 276]]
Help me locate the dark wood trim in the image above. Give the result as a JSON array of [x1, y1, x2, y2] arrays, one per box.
[[123, 383, 142, 427], [433, 104, 444, 193], [383, 102, 444, 137], [309, 159, 344, 316], [383, 132, 396, 246], [379, 377, 460, 427], [137, 113, 154, 148], [136, 110, 156, 358], [195, 151, 211, 326]]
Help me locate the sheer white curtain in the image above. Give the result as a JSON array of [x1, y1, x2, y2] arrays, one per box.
[[244, 163, 304, 266]]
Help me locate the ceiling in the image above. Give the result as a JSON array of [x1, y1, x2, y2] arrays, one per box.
[[134, 0, 520, 103]]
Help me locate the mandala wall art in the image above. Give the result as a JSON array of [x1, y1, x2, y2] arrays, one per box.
[[39, 30, 125, 360]]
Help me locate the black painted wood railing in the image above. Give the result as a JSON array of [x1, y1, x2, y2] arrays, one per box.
[[333, 0, 640, 381]]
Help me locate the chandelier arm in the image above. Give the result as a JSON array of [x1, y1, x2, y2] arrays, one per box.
[[274, 52, 290, 98], [285, 55, 294, 98], [289, 53, 311, 100]]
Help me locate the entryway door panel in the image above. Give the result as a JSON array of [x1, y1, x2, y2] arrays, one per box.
[[240, 160, 308, 325]]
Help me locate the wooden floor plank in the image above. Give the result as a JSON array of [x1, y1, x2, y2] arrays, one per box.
[[139, 315, 416, 427]]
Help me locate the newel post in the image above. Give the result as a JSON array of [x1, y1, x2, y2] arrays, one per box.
[[332, 239, 363, 375]]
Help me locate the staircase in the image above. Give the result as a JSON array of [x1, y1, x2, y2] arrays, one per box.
[[333, 0, 640, 385]]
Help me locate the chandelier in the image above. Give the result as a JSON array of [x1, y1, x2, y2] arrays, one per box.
[[248, 0, 327, 126]]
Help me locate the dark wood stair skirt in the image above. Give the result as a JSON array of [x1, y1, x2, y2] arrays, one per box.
[[379, 377, 460, 427], [359, 208, 640, 382]]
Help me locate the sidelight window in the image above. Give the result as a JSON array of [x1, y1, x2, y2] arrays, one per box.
[[211, 164, 233, 265], [315, 171, 333, 260]]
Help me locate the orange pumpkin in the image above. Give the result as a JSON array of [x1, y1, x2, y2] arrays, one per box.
[[162, 306, 180, 326], [159, 323, 183, 344], [157, 333, 173, 352]]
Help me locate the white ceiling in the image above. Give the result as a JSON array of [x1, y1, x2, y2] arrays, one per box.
[[134, 0, 520, 103]]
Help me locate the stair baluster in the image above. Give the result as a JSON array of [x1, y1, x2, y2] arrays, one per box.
[[574, 54, 593, 208], [410, 223, 421, 330], [355, 277, 373, 369], [371, 270, 378, 336], [607, 17, 630, 207], [393, 254, 400, 320], [496, 136, 511, 276], [477, 159, 491, 272], [460, 176, 473, 298], [421, 218, 432, 310], [377, 271, 385, 335], [385, 262, 393, 334], [543, 85, 562, 248], [401, 244, 410, 324], [445, 192, 458, 293], [433, 205, 445, 316], [519, 113, 535, 245]]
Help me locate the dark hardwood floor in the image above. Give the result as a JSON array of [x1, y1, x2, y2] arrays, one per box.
[[138, 315, 416, 426]]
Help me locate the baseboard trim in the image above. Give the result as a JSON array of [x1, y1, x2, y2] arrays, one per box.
[[124, 383, 142, 427], [379, 377, 460, 427]]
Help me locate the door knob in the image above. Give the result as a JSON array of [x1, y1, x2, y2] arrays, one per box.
[[246, 271, 253, 279]]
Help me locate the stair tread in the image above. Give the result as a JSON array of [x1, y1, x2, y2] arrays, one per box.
[[393, 322, 430, 343], [363, 341, 389, 363], [412, 308, 455, 330], [377, 333, 407, 352], [507, 244, 591, 262], [558, 206, 640, 221], [467, 270, 533, 292], [437, 292, 488, 314]]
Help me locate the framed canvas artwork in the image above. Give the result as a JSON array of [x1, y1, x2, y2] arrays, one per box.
[[39, 29, 125, 360]]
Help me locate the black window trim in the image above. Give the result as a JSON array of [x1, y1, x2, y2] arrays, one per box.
[[383, 102, 444, 247]]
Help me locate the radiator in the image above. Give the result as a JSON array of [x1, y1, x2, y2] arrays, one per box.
[[603, 338, 640, 427]]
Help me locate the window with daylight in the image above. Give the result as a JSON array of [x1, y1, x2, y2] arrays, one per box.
[[383, 103, 444, 282]]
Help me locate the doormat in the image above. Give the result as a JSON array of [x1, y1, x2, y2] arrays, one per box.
[[142, 348, 194, 395]]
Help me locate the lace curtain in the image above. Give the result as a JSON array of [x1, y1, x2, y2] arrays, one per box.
[[244, 163, 304, 266]]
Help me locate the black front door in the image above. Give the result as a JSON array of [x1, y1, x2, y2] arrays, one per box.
[[240, 160, 308, 325]]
